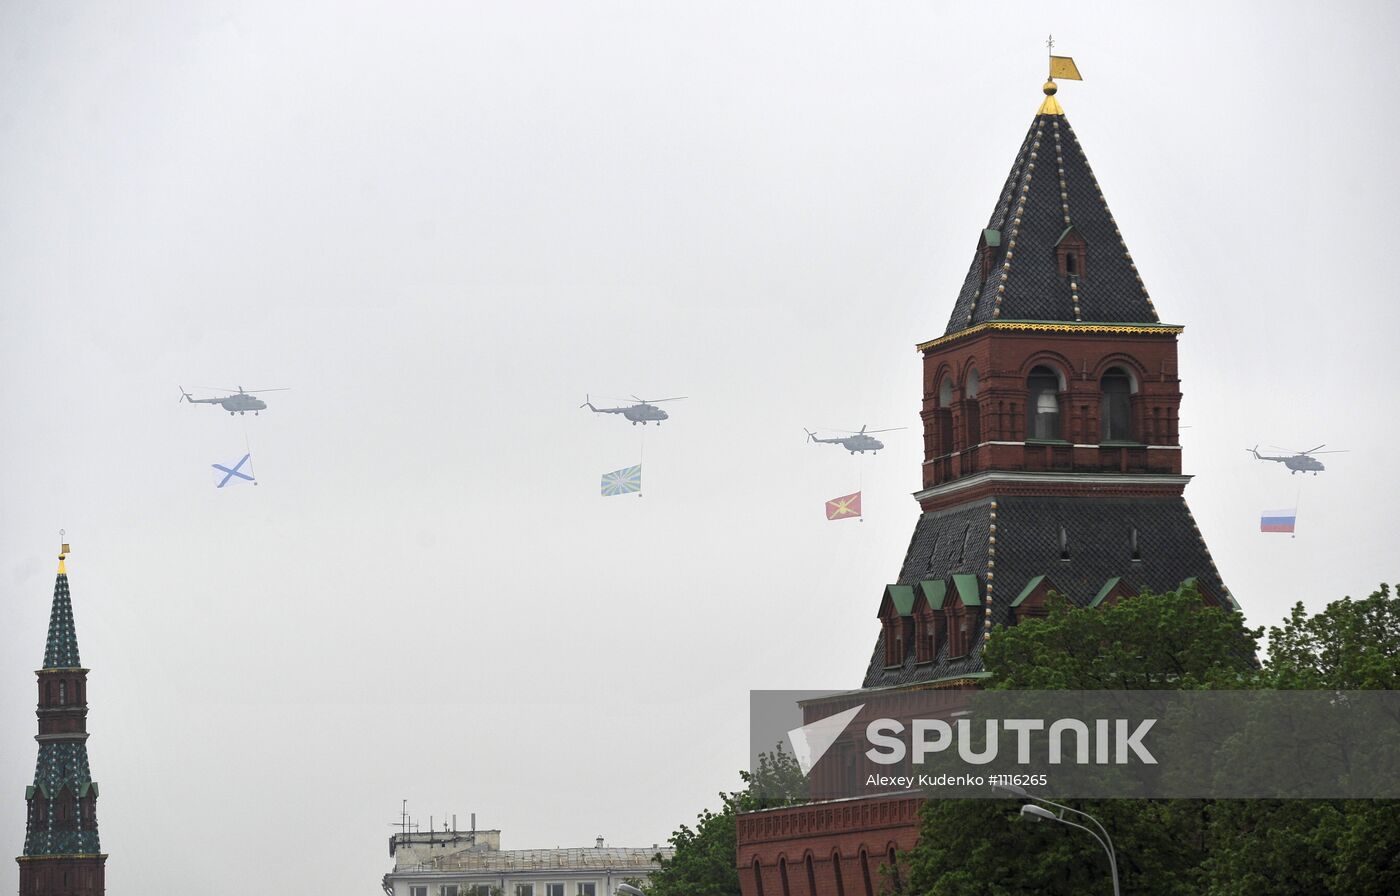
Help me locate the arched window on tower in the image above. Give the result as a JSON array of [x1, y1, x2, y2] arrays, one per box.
[[1026, 366, 1061, 440], [964, 368, 981, 445], [1100, 367, 1134, 441], [938, 376, 955, 452], [1056, 227, 1087, 278]]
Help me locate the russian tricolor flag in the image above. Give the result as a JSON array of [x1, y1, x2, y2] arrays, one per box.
[[1260, 509, 1297, 533]]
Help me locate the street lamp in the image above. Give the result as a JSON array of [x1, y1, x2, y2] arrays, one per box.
[[996, 785, 1120, 896]]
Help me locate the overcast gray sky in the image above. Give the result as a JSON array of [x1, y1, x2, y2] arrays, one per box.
[[3, 2, 1398, 893]]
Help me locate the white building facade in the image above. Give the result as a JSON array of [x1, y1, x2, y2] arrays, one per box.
[[383, 830, 673, 896]]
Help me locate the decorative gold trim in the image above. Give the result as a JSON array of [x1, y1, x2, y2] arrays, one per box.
[[16, 854, 108, 861], [917, 320, 1184, 352]]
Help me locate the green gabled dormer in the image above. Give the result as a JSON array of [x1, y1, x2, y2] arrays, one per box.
[[877, 585, 918, 668], [879, 584, 916, 618], [914, 580, 947, 611], [1090, 576, 1138, 608]]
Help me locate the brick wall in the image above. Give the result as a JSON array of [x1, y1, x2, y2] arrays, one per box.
[[920, 329, 1184, 489], [737, 796, 922, 896]]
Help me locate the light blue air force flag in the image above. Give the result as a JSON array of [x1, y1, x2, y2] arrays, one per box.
[[600, 464, 641, 496]]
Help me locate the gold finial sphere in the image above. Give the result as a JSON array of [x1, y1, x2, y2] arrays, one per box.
[[1043, 79, 1058, 96]]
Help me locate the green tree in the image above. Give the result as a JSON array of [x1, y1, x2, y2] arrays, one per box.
[[642, 745, 805, 896], [906, 586, 1256, 896], [1262, 583, 1400, 690], [1201, 584, 1400, 896], [982, 585, 1262, 691], [904, 583, 1400, 896]]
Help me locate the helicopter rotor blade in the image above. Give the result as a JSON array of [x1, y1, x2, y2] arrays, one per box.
[[195, 386, 238, 393], [241, 388, 291, 393], [1301, 444, 1326, 455], [1307, 450, 1349, 455], [861, 427, 908, 434], [632, 396, 687, 403]]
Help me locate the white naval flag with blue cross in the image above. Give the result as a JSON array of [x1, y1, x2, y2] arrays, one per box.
[[212, 453, 257, 488]]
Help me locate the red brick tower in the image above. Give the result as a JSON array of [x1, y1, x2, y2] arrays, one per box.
[[16, 543, 107, 896], [737, 76, 1236, 896], [863, 77, 1235, 696]]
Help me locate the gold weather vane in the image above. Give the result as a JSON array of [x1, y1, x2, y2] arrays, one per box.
[[1040, 34, 1082, 115], [58, 529, 69, 574]]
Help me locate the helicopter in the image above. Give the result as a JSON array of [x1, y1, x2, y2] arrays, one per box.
[[805, 425, 906, 455], [1247, 444, 1346, 475], [580, 395, 686, 425], [179, 385, 289, 416]]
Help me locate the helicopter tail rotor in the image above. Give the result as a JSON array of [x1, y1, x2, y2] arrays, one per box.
[[580, 394, 596, 411], [178, 386, 192, 403]]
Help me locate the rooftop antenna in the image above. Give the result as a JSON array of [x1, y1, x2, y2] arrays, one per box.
[[390, 800, 420, 837]]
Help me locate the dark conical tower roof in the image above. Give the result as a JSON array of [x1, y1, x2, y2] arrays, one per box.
[[43, 554, 82, 669], [943, 87, 1159, 335]]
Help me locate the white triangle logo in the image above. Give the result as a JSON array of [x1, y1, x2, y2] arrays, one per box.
[[787, 704, 865, 776]]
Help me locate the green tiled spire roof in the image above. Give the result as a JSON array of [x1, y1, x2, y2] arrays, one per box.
[[24, 547, 104, 862], [43, 557, 82, 669]]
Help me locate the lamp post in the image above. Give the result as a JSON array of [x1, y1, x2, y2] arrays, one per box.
[[996, 784, 1120, 896]]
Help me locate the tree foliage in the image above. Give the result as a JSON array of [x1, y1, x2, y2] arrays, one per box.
[[1262, 583, 1400, 690], [982, 585, 1261, 690], [641, 744, 805, 896], [905, 583, 1400, 896]]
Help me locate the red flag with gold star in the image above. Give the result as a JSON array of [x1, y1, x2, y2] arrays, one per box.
[[825, 491, 862, 521]]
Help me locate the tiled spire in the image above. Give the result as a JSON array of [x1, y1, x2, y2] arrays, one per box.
[[21, 542, 105, 868], [43, 547, 82, 669], [943, 84, 1160, 335]]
